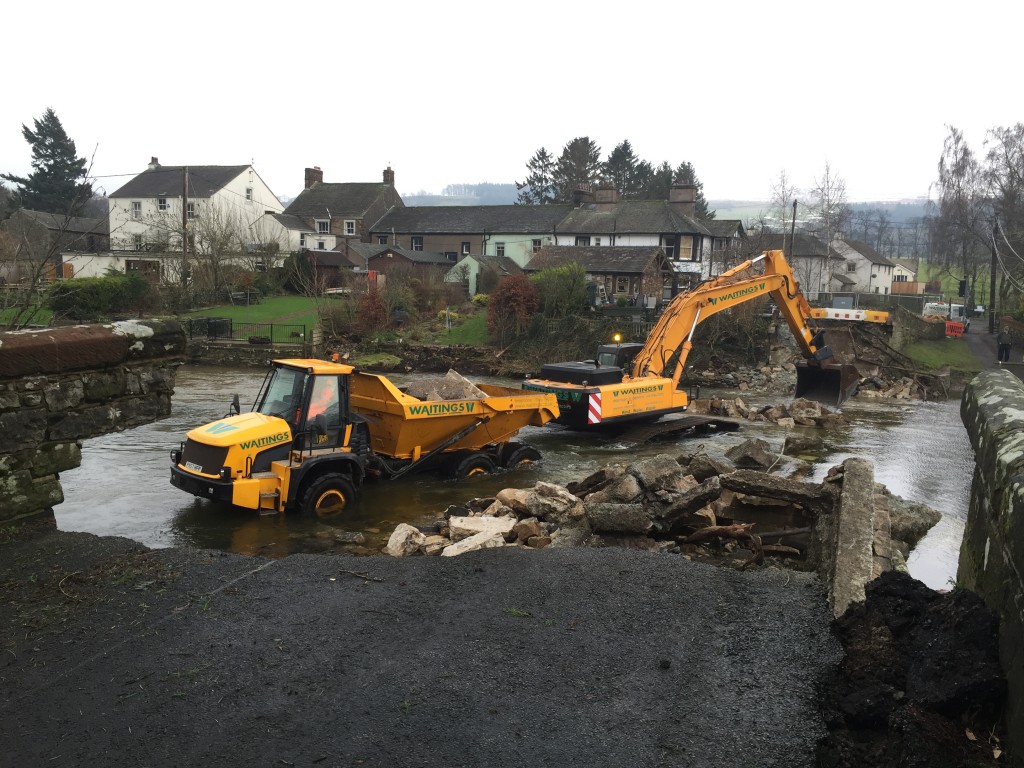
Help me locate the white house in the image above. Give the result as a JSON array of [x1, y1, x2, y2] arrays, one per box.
[[831, 239, 897, 295], [107, 158, 285, 282]]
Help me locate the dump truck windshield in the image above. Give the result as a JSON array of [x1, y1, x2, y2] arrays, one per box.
[[258, 367, 308, 423]]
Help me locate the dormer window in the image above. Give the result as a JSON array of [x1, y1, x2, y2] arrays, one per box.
[[316, 219, 330, 234], [344, 220, 356, 236]]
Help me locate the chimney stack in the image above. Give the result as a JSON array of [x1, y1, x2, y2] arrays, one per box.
[[148, 157, 160, 170], [305, 166, 323, 190], [383, 166, 395, 186], [669, 184, 697, 218], [594, 183, 620, 212]]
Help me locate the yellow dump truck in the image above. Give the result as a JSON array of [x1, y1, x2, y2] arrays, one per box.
[[170, 359, 558, 518]]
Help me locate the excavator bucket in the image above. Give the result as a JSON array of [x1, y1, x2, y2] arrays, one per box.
[[794, 361, 861, 407]]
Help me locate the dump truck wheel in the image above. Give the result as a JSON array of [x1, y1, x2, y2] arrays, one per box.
[[502, 445, 541, 468], [300, 474, 356, 520], [452, 453, 495, 480]]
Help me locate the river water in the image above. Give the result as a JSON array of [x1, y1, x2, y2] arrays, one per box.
[[56, 365, 972, 590]]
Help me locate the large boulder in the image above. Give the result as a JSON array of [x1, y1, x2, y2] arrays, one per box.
[[628, 455, 691, 493], [584, 502, 653, 534], [386, 523, 426, 557], [448, 515, 516, 542], [496, 482, 584, 524], [725, 438, 780, 470]]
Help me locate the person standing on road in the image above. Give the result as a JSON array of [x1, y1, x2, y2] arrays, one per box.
[[997, 326, 1013, 363]]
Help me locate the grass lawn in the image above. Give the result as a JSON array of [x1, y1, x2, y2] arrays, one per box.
[[186, 295, 319, 328], [427, 313, 490, 345], [903, 337, 983, 374]]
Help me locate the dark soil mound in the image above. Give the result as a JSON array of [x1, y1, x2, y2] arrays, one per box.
[[819, 571, 1007, 767]]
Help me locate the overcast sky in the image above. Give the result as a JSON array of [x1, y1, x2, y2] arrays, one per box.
[[3, 1, 1019, 205]]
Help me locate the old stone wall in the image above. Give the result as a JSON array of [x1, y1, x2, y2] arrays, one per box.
[[0, 319, 186, 524], [889, 304, 945, 351], [186, 339, 309, 367], [960, 370, 1024, 762]]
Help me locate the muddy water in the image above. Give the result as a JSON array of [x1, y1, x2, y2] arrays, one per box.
[[56, 365, 971, 589]]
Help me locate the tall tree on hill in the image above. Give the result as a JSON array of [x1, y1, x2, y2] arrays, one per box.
[[673, 161, 715, 219], [552, 137, 602, 203], [983, 124, 1024, 307], [2, 108, 92, 215], [806, 162, 849, 259], [515, 148, 556, 205]]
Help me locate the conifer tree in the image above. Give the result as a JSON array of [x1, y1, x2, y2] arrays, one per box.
[[2, 108, 92, 215]]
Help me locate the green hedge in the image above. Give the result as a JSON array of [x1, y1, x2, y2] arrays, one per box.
[[47, 274, 154, 322]]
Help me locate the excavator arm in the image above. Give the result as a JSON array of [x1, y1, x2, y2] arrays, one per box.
[[629, 250, 829, 388]]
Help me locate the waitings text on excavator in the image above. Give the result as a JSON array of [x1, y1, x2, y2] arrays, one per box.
[[523, 249, 874, 429]]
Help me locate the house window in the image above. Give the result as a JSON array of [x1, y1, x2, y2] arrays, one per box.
[[344, 220, 356, 236], [846, 261, 857, 272], [496, 242, 506, 257], [131, 201, 141, 219], [317, 241, 326, 250], [594, 237, 602, 247], [187, 202, 196, 219], [462, 241, 471, 255], [316, 219, 330, 234], [445, 252, 458, 261], [894, 274, 907, 282], [411, 236, 423, 251], [616, 276, 630, 294], [575, 236, 591, 246], [245, 187, 253, 201], [157, 197, 168, 212], [299, 233, 306, 247], [378, 235, 388, 245], [532, 239, 542, 253], [133, 234, 143, 250]]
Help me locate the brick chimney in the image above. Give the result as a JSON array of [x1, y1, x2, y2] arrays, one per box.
[[383, 166, 395, 186], [669, 184, 697, 218], [304, 166, 323, 190], [148, 157, 160, 170], [594, 183, 620, 212]]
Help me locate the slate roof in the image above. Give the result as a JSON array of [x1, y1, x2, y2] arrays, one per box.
[[269, 213, 314, 232], [15, 209, 108, 235], [758, 233, 835, 259], [477, 254, 522, 275], [286, 183, 393, 219], [110, 165, 249, 198], [308, 249, 364, 269], [367, 246, 452, 266], [832, 272, 856, 286], [371, 205, 573, 234], [524, 246, 670, 274], [704, 219, 745, 238], [838, 239, 897, 267], [555, 201, 712, 236]]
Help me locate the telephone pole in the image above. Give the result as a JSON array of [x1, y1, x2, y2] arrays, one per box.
[[181, 166, 189, 287]]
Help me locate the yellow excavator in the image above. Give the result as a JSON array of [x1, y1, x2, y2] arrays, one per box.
[[523, 249, 872, 429]]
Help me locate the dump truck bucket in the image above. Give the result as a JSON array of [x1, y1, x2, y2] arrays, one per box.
[[794, 361, 861, 406]]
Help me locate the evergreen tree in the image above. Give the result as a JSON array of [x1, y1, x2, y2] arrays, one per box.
[[2, 108, 92, 215], [515, 147, 556, 204], [603, 140, 648, 199], [645, 161, 675, 200], [551, 137, 602, 203], [673, 161, 715, 219]]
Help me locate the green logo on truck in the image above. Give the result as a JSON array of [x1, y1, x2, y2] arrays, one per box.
[[707, 282, 765, 306], [408, 401, 477, 416], [239, 431, 290, 450]]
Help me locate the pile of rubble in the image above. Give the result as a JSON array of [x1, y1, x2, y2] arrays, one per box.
[[688, 396, 851, 428], [404, 369, 488, 401], [687, 363, 797, 393], [384, 441, 939, 570], [855, 374, 933, 400]]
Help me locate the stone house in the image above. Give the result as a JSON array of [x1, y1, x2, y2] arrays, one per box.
[[369, 204, 571, 267], [525, 245, 676, 307], [552, 184, 717, 288]]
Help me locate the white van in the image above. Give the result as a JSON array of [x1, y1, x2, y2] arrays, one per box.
[[923, 302, 970, 330]]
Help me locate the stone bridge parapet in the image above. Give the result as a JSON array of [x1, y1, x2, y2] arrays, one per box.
[[0, 319, 186, 524], [960, 370, 1024, 760]]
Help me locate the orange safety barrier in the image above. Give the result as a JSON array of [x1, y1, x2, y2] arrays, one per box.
[[945, 321, 964, 337]]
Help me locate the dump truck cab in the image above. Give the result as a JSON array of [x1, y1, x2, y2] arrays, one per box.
[[171, 359, 367, 518]]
